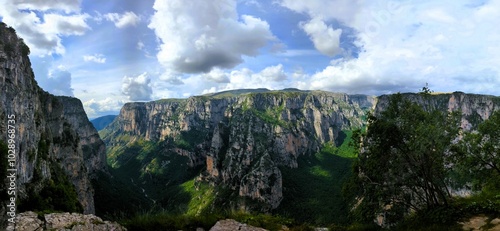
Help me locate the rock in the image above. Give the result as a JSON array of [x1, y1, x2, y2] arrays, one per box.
[[460, 215, 500, 231], [10, 211, 43, 231], [375, 92, 500, 131], [209, 219, 267, 231], [102, 90, 375, 210], [12, 212, 126, 231], [0, 22, 108, 229]]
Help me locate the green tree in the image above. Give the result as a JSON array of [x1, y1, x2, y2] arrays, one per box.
[[453, 110, 500, 190], [352, 93, 460, 223]]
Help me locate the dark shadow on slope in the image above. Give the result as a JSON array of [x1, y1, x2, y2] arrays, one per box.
[[276, 147, 354, 225], [93, 139, 204, 219]]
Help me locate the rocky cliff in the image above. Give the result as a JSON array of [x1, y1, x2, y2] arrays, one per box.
[[375, 92, 500, 130], [0, 22, 107, 229], [101, 89, 375, 210]]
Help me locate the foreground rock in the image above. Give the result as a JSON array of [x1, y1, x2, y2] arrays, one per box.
[[460, 215, 500, 231], [10, 211, 126, 231], [209, 219, 268, 231]]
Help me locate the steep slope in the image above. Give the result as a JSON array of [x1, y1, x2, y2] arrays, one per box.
[[375, 92, 500, 130], [90, 115, 117, 131], [0, 23, 107, 229], [100, 89, 375, 213]]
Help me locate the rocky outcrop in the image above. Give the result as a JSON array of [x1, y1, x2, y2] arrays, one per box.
[[9, 211, 126, 231], [102, 90, 375, 210], [209, 219, 268, 231], [460, 216, 500, 231], [375, 92, 500, 131], [0, 22, 107, 229]]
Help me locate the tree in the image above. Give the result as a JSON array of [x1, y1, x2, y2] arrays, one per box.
[[352, 93, 460, 224], [453, 110, 500, 190]]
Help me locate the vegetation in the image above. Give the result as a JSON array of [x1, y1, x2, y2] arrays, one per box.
[[95, 87, 500, 230], [121, 210, 295, 231], [19, 163, 83, 214], [350, 93, 462, 224], [277, 131, 357, 225], [95, 138, 206, 219], [452, 110, 500, 189], [343, 90, 500, 229], [0, 141, 9, 201], [20, 39, 30, 56]]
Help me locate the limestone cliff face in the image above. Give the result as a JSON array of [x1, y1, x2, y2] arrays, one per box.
[[0, 23, 106, 228], [102, 90, 375, 210], [375, 92, 500, 130]]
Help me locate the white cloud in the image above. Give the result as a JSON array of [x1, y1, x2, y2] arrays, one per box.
[[45, 68, 74, 96], [137, 41, 145, 50], [203, 68, 230, 83], [122, 72, 153, 101], [300, 17, 342, 56], [148, 0, 276, 73], [104, 11, 141, 28], [260, 64, 287, 82], [83, 97, 125, 119], [83, 54, 106, 63], [280, 0, 362, 25], [0, 0, 90, 55], [279, 0, 500, 95], [14, 0, 81, 13], [31, 57, 74, 96]]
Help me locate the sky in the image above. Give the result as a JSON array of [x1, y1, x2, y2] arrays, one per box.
[[1, 0, 500, 118]]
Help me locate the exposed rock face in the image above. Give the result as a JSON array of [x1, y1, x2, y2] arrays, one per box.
[[209, 219, 267, 231], [0, 23, 107, 229], [375, 92, 500, 130], [10, 211, 126, 231], [102, 90, 374, 210]]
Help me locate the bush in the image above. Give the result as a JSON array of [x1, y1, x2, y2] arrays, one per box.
[[20, 40, 30, 56], [18, 163, 83, 213], [3, 43, 14, 57]]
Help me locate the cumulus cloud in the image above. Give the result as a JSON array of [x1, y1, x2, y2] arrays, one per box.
[[30, 57, 74, 96], [203, 68, 230, 83], [122, 72, 153, 101], [148, 0, 276, 73], [0, 0, 90, 55], [42, 68, 74, 96], [300, 18, 342, 56], [14, 0, 81, 13], [260, 64, 287, 81], [83, 54, 106, 63], [83, 97, 125, 119], [280, 0, 500, 95], [104, 11, 141, 28]]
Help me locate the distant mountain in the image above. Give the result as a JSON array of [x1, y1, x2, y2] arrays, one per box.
[[91, 115, 117, 131], [97, 89, 376, 223]]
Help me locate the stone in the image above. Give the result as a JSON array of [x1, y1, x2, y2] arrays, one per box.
[[12, 211, 43, 231], [13, 212, 126, 231], [209, 219, 267, 231]]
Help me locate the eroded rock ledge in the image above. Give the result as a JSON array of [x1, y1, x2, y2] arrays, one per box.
[[9, 211, 126, 231]]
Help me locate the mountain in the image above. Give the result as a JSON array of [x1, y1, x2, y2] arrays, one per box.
[[0, 22, 107, 229], [90, 115, 117, 131], [99, 88, 500, 226], [375, 92, 500, 130], [99, 88, 376, 222]]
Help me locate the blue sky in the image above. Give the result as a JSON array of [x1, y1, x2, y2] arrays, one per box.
[[1, 0, 500, 118]]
